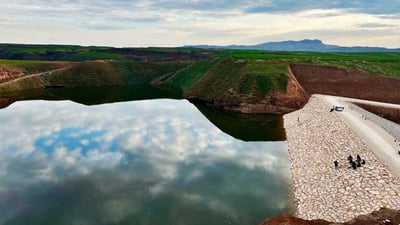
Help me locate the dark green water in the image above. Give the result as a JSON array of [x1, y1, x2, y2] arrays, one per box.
[[0, 91, 291, 225], [193, 103, 286, 141]]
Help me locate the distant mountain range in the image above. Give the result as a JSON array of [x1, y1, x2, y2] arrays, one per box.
[[187, 39, 400, 52]]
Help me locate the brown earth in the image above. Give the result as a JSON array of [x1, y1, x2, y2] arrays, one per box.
[[289, 64, 400, 104], [236, 65, 308, 114], [0, 65, 24, 83], [258, 208, 400, 225], [354, 103, 400, 124], [189, 63, 400, 114], [0, 96, 21, 109]]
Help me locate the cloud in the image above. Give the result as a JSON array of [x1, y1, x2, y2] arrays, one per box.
[[0, 99, 287, 180], [358, 23, 397, 28], [0, 0, 399, 47], [244, 0, 400, 15]]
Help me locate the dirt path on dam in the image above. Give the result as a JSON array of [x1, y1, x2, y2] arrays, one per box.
[[284, 94, 400, 222], [319, 94, 400, 178]]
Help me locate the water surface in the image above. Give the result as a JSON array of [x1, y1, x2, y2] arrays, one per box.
[[0, 99, 291, 225], [0, 86, 285, 141]]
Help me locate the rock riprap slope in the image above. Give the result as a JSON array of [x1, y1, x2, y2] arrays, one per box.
[[284, 96, 400, 222]]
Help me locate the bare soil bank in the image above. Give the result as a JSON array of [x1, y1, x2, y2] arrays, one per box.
[[354, 103, 400, 124], [289, 64, 400, 104], [0, 65, 23, 83], [187, 63, 400, 114]]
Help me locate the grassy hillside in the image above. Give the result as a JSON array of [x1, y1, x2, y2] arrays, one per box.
[[1, 45, 399, 114], [241, 60, 288, 95], [164, 58, 221, 91], [184, 57, 288, 103], [0, 59, 70, 74], [229, 50, 400, 79], [45, 61, 190, 87], [0, 44, 213, 62]]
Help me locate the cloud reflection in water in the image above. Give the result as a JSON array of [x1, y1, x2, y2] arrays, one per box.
[[0, 99, 291, 225]]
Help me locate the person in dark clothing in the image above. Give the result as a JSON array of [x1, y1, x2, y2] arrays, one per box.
[[334, 161, 339, 168], [356, 154, 361, 162], [348, 155, 353, 162], [351, 161, 357, 170]]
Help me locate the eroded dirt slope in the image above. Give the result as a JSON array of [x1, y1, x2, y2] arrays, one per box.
[[290, 64, 400, 104], [0, 65, 24, 83], [355, 103, 400, 124]]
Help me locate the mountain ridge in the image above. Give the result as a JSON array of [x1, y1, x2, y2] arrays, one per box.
[[186, 39, 400, 52]]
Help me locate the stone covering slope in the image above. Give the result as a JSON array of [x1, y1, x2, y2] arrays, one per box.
[[284, 96, 400, 222]]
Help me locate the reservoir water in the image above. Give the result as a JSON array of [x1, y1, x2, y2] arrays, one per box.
[[0, 98, 291, 225]]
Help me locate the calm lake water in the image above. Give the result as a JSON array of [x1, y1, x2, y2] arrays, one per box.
[[0, 99, 291, 225]]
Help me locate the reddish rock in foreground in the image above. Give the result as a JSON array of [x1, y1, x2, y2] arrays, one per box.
[[258, 208, 400, 225], [257, 214, 329, 225]]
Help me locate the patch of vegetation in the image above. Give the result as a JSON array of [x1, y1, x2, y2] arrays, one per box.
[[0, 59, 69, 74], [236, 60, 289, 95], [352, 61, 400, 79], [45, 61, 189, 88], [230, 50, 400, 62], [184, 57, 245, 102], [228, 50, 400, 79], [245, 60, 288, 94], [0, 44, 214, 62], [72, 52, 123, 61], [185, 57, 289, 102], [238, 74, 253, 94], [166, 58, 221, 91]]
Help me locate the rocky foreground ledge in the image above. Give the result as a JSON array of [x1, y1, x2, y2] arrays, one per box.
[[283, 95, 400, 223], [258, 208, 400, 225]]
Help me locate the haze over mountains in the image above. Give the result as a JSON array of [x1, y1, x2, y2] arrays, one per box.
[[188, 39, 400, 52]]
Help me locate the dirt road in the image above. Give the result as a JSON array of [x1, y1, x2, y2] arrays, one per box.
[[0, 66, 70, 88]]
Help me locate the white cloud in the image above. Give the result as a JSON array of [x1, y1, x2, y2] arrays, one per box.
[[0, 98, 292, 223], [80, 139, 89, 146], [0, 99, 288, 183], [0, 0, 399, 47]]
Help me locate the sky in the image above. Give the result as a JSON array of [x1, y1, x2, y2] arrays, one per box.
[[1, 0, 400, 48]]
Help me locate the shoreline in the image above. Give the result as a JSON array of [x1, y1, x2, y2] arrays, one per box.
[[283, 95, 400, 222]]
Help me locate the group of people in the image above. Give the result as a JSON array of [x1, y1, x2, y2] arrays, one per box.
[[334, 154, 366, 170]]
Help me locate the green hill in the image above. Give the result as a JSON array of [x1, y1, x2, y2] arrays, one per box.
[[184, 57, 288, 104], [45, 61, 189, 87], [1, 44, 400, 114]]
